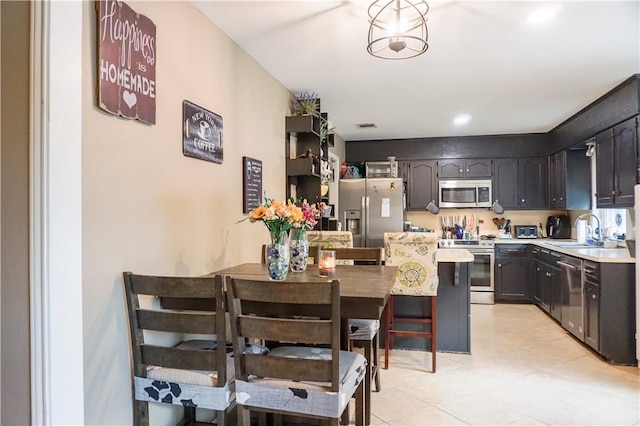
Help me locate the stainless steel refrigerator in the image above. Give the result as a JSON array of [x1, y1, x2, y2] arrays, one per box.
[[339, 178, 404, 247]]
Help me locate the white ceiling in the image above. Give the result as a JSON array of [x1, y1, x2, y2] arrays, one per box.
[[193, 1, 640, 141]]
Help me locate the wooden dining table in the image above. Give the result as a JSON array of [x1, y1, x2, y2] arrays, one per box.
[[209, 262, 397, 324]]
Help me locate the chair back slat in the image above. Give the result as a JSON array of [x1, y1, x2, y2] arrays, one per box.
[[243, 353, 331, 383], [225, 276, 341, 391], [231, 280, 334, 304], [137, 309, 218, 334], [129, 274, 218, 298], [141, 344, 220, 371], [238, 315, 332, 344]]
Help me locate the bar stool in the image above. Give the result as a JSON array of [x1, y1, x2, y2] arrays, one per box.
[[383, 232, 439, 372]]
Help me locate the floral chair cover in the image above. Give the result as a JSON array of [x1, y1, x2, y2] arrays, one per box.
[[383, 232, 439, 296], [307, 231, 354, 265]]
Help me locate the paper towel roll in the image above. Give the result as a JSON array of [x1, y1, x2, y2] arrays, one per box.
[[576, 219, 587, 243]]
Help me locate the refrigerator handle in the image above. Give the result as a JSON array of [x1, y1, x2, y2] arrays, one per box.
[[365, 196, 370, 247]]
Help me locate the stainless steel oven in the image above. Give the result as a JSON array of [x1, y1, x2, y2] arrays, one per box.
[[439, 239, 495, 304]]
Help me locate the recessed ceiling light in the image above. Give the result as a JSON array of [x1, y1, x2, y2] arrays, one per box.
[[526, 7, 559, 24], [453, 114, 471, 126]]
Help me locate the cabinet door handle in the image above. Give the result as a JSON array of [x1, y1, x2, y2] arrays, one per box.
[[498, 263, 502, 267], [521, 199, 525, 203], [612, 190, 616, 196], [459, 169, 463, 173], [466, 169, 470, 172], [552, 198, 556, 202], [592, 294, 597, 300]]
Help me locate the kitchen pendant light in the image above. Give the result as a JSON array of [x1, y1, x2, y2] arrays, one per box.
[[367, 0, 429, 60]]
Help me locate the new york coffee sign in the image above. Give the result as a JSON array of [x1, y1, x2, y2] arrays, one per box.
[[98, 0, 156, 124]]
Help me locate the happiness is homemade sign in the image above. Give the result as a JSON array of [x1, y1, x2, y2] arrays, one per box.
[[98, 0, 156, 124]]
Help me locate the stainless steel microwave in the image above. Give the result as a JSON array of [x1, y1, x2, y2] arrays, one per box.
[[439, 179, 492, 208], [365, 161, 398, 178]]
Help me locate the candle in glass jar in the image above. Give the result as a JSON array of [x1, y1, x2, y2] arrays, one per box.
[[318, 250, 336, 277]]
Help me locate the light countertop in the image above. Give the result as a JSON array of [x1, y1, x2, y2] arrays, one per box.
[[436, 248, 474, 263], [494, 239, 634, 263]]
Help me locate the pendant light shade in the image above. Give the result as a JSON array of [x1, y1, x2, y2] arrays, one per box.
[[367, 0, 429, 59]]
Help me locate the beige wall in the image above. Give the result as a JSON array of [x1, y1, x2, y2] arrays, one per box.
[[1, 2, 31, 424], [82, 1, 294, 423]]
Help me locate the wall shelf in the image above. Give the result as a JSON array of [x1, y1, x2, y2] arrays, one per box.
[[285, 115, 321, 136], [286, 158, 321, 177], [285, 104, 331, 229]]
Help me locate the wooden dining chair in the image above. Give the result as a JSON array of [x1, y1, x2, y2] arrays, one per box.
[[383, 232, 439, 373], [309, 246, 383, 425], [122, 272, 233, 425], [225, 275, 366, 426]]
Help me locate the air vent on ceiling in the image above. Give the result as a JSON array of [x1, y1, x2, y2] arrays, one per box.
[[356, 123, 377, 129]]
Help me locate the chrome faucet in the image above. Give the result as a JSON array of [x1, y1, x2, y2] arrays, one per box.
[[575, 213, 602, 245]]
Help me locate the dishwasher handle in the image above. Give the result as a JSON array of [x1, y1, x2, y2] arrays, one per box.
[[556, 260, 582, 270]]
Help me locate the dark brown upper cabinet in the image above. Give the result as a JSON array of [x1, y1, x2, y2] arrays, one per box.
[[595, 116, 638, 208], [406, 160, 437, 210], [493, 157, 547, 210], [437, 158, 492, 179], [549, 149, 591, 210]]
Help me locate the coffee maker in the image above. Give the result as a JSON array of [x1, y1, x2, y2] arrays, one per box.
[[546, 215, 571, 239]]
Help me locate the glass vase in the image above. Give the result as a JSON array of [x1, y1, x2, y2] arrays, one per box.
[[266, 230, 289, 280], [289, 228, 309, 272]]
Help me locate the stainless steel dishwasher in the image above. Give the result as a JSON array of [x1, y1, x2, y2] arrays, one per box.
[[558, 254, 584, 341]]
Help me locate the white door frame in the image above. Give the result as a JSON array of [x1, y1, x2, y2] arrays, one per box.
[[30, 1, 84, 424]]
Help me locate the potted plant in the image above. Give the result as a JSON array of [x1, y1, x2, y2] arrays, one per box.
[[291, 91, 319, 116], [286, 91, 325, 136]]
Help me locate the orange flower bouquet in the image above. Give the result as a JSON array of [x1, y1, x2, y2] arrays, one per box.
[[242, 195, 303, 244]]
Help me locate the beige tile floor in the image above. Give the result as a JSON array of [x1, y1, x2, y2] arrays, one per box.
[[368, 303, 640, 426]]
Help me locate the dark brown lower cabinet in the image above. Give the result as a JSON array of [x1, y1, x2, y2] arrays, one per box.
[[590, 262, 635, 365], [548, 252, 562, 322], [495, 245, 532, 302]]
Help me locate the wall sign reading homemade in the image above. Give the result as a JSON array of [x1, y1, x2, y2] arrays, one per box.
[[182, 100, 224, 164], [97, 0, 156, 124]]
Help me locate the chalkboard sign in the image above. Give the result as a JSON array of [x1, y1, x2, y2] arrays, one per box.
[[243, 157, 263, 213]]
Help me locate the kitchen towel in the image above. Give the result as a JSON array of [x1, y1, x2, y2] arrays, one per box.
[[576, 219, 587, 243]]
